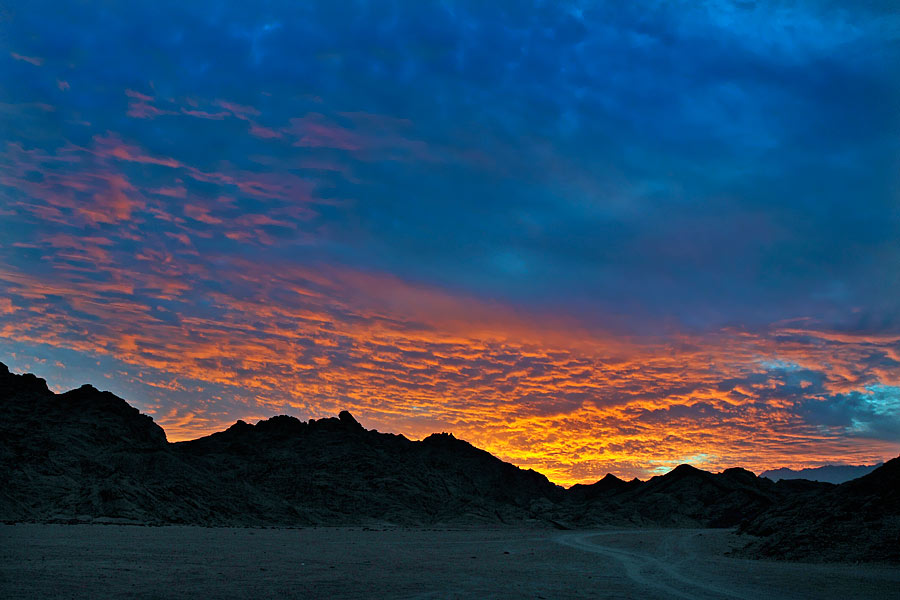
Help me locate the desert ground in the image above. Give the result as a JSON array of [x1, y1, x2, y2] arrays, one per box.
[[1, 525, 897, 599]]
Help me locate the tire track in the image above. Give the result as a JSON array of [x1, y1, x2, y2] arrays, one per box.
[[556, 530, 753, 600]]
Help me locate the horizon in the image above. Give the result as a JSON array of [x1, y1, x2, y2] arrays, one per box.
[[2, 360, 893, 487], [2, 1, 899, 485]]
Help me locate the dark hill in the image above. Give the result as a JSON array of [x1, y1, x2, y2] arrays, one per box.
[[175, 416, 562, 525], [567, 473, 633, 501], [557, 464, 790, 528], [0, 363, 560, 526], [739, 456, 900, 562], [0, 363, 273, 524]]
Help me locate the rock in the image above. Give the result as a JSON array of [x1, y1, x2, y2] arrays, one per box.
[[338, 411, 362, 428]]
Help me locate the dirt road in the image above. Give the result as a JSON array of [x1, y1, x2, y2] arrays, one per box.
[[556, 529, 899, 600], [557, 530, 751, 599]]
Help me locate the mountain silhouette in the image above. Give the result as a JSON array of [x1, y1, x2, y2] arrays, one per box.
[[740, 457, 900, 562], [0, 363, 559, 526], [760, 463, 882, 484], [1, 362, 896, 563], [557, 464, 796, 529], [175, 413, 562, 525]]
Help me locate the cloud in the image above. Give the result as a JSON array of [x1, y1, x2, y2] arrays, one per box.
[[2, 245, 899, 483], [10, 52, 43, 66], [800, 385, 900, 441], [2, 0, 898, 484]]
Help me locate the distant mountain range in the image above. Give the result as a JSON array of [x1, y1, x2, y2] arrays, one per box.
[[1, 361, 897, 563], [761, 464, 882, 484]]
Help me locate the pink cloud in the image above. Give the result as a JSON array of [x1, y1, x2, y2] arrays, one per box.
[[125, 90, 177, 119], [10, 52, 43, 66], [216, 100, 261, 120], [151, 185, 188, 198], [125, 89, 154, 101], [287, 112, 435, 162], [249, 124, 283, 139], [94, 133, 183, 168], [183, 204, 223, 224], [290, 113, 363, 150]]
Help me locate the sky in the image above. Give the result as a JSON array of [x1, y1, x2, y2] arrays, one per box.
[[1, 0, 899, 485]]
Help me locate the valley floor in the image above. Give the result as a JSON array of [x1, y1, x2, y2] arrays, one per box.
[[1, 525, 897, 599]]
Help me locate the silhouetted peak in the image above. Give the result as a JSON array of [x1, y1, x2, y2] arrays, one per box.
[[232, 412, 371, 437], [338, 410, 362, 428], [591, 473, 628, 490], [0, 365, 50, 395], [62, 383, 111, 399], [722, 467, 754, 475], [226, 419, 252, 432], [424, 433, 485, 455], [254, 414, 305, 434], [422, 432, 460, 445], [59, 385, 133, 412], [567, 472, 629, 500], [665, 464, 705, 478], [722, 467, 757, 480], [848, 454, 900, 490], [9, 380, 168, 447]]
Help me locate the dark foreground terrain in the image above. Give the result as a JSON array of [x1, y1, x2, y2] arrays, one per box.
[[2, 525, 898, 600], [2, 362, 899, 565]]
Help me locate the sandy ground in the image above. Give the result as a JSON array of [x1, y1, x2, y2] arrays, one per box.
[[1, 525, 898, 599]]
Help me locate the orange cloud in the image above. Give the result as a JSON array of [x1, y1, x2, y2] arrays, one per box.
[[2, 250, 897, 485]]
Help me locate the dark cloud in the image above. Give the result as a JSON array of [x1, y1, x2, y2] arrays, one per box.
[[800, 386, 900, 441]]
